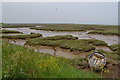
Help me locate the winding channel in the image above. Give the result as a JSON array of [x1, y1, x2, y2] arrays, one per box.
[[3, 27, 118, 45], [2, 27, 117, 59]]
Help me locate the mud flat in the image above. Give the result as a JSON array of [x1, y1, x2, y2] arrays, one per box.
[[5, 39, 89, 59], [5, 38, 114, 59]]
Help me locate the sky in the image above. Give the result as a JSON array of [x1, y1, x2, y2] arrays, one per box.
[[0, 2, 2, 23], [118, 2, 120, 25], [1, 0, 119, 2], [1, 1, 119, 25]]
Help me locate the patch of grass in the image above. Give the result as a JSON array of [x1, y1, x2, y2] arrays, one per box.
[[2, 41, 101, 78], [30, 24, 117, 32], [2, 24, 35, 28], [88, 26, 119, 36], [43, 35, 78, 40], [109, 44, 120, 51], [2, 33, 42, 39], [0, 40, 2, 79], [30, 25, 85, 31], [72, 57, 88, 68], [1, 30, 23, 34], [26, 36, 108, 52], [109, 44, 120, 55]]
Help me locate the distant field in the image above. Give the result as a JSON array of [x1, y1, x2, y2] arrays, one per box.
[[30, 24, 119, 36], [1, 24, 37, 28], [88, 27, 119, 36], [30, 24, 116, 31], [2, 24, 119, 35]]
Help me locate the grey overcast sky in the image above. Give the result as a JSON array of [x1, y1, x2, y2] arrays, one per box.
[[1, 2, 118, 25]]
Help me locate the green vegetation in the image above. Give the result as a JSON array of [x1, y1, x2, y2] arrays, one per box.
[[0, 40, 2, 79], [72, 57, 88, 69], [88, 26, 119, 36], [97, 50, 119, 61], [1, 30, 23, 34], [2, 24, 118, 35], [26, 35, 108, 52], [2, 24, 35, 28], [29, 24, 119, 35], [109, 44, 120, 55], [2, 33, 42, 39], [2, 41, 101, 78], [0, 23, 7, 27], [30, 25, 85, 31], [30, 24, 117, 32], [109, 44, 120, 51], [43, 35, 78, 40]]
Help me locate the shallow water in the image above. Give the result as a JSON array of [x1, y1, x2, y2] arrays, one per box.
[[26, 45, 81, 59], [8, 39, 26, 46], [3, 27, 118, 45]]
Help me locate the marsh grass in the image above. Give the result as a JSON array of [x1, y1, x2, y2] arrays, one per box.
[[29, 24, 117, 32], [109, 44, 120, 51], [2, 33, 42, 39], [88, 26, 119, 36], [0, 40, 2, 79], [1, 30, 23, 34], [26, 36, 108, 52], [29, 24, 118, 35], [109, 44, 120, 55], [2, 24, 35, 28], [29, 24, 108, 31], [2, 41, 101, 78], [43, 35, 78, 40]]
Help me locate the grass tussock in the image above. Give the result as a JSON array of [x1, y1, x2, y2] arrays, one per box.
[[109, 44, 120, 51], [43, 35, 78, 40], [109, 44, 120, 55], [1, 30, 23, 34], [2, 33, 42, 39], [26, 36, 108, 52], [2, 41, 101, 78]]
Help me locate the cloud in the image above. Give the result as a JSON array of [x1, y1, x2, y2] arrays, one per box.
[[1, 0, 119, 2]]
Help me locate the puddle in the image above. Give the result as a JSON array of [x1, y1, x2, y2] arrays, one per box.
[[25, 45, 88, 59], [8, 39, 26, 46]]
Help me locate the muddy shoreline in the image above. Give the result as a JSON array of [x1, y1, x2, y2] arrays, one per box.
[[4, 39, 113, 59]]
